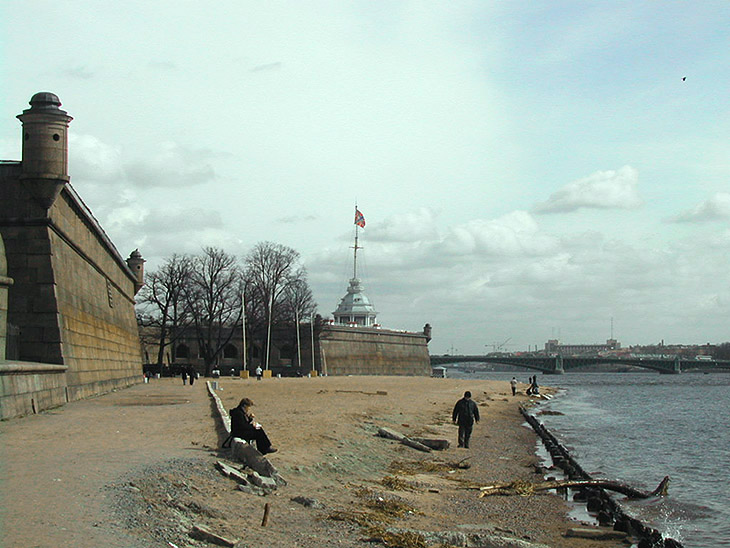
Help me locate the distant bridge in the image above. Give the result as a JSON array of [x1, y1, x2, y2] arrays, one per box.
[[430, 355, 730, 374]]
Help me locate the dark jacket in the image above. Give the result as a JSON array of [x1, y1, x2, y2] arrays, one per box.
[[452, 397, 480, 425], [230, 406, 257, 438]]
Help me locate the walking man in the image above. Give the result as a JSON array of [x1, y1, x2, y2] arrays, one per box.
[[510, 376, 517, 396], [452, 391, 480, 448], [255, 365, 263, 381]]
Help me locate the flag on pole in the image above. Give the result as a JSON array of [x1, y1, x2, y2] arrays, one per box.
[[354, 209, 366, 228]]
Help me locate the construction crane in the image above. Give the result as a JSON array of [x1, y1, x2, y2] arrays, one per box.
[[487, 338, 513, 352]]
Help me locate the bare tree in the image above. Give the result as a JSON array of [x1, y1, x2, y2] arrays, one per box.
[[187, 247, 243, 376], [243, 242, 317, 365], [137, 254, 194, 370], [281, 274, 317, 324], [715, 342, 730, 360]]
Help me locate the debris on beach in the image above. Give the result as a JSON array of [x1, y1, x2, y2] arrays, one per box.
[[189, 523, 237, 547], [377, 427, 451, 453], [380, 475, 415, 491], [411, 437, 450, 450], [363, 526, 428, 548], [378, 527, 552, 548], [478, 476, 670, 499], [335, 389, 388, 396], [377, 427, 431, 452]]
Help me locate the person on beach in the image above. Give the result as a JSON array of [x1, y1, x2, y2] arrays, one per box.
[[181, 369, 188, 385], [510, 377, 517, 396], [189, 367, 195, 386], [226, 398, 277, 454], [452, 391, 480, 448], [255, 365, 263, 381]]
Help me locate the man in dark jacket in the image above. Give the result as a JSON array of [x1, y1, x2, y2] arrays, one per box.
[[452, 391, 480, 448], [226, 398, 277, 454]]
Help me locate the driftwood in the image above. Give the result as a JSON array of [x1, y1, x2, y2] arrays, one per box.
[[478, 476, 670, 499], [377, 427, 432, 452], [412, 438, 450, 450]]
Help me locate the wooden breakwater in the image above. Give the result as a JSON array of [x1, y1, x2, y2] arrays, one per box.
[[520, 406, 684, 548]]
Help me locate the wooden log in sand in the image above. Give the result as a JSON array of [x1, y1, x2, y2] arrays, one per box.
[[478, 476, 670, 499], [377, 427, 432, 452]]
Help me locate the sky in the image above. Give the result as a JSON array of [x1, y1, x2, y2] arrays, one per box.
[[2, 1, 730, 354]]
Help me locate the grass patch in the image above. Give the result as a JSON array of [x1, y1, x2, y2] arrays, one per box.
[[366, 526, 428, 548], [381, 475, 414, 491], [365, 497, 417, 519], [327, 509, 383, 527]]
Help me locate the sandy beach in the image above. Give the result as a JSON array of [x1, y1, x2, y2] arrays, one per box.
[[0, 375, 626, 547]]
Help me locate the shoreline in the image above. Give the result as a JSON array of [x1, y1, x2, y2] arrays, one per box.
[[206, 375, 625, 548], [0, 375, 627, 547]]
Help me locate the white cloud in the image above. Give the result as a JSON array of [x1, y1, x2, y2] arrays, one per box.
[[533, 166, 643, 214], [669, 193, 730, 223], [436, 211, 558, 257], [125, 142, 217, 188], [69, 134, 124, 181], [365, 208, 440, 243]]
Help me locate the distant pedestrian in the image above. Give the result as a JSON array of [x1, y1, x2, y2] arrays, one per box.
[[527, 375, 538, 395], [452, 391, 480, 449], [255, 366, 263, 381], [181, 370, 188, 385], [189, 368, 195, 386], [510, 377, 517, 396]]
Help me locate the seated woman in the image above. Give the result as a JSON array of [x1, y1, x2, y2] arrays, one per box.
[[228, 398, 277, 454]]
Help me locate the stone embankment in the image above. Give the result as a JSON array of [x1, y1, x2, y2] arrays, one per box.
[[520, 406, 684, 548]]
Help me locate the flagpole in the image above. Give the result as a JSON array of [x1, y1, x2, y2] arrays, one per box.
[[241, 290, 247, 371], [310, 313, 315, 373], [265, 293, 273, 371], [295, 307, 302, 371]]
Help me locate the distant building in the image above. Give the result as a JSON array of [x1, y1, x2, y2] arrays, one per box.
[[545, 338, 620, 356], [332, 277, 378, 327], [0, 92, 144, 419]]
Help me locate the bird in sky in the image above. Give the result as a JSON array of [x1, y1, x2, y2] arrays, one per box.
[[682, 76, 687, 81]]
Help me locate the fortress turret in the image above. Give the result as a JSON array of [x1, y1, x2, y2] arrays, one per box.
[[126, 249, 145, 294], [16, 92, 73, 209]]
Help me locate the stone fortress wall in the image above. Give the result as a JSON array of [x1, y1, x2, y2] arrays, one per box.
[[316, 324, 431, 376], [0, 92, 144, 419]]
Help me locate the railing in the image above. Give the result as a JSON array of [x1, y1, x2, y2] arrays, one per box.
[[430, 354, 730, 374]]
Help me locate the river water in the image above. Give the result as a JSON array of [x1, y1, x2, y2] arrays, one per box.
[[449, 369, 730, 548]]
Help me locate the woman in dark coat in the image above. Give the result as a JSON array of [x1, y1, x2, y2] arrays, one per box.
[[228, 398, 277, 454]]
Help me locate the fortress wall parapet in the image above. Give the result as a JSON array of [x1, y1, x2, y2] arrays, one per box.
[[317, 325, 430, 376], [0, 362, 67, 419]]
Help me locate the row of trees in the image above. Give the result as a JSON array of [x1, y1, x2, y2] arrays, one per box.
[[137, 242, 317, 375]]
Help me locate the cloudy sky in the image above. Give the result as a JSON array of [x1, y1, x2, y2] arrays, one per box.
[[2, 2, 729, 354]]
